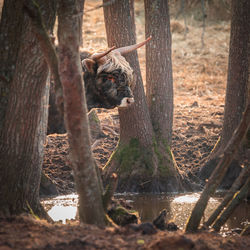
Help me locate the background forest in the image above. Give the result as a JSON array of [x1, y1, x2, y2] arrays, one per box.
[[0, 0, 249, 249]]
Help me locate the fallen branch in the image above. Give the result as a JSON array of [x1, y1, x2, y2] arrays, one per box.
[[204, 165, 249, 228], [185, 103, 250, 233], [212, 177, 250, 232]]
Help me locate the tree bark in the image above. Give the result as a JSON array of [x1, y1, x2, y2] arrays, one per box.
[[199, 0, 250, 186], [103, 0, 155, 192], [219, 0, 249, 153], [0, 0, 56, 218], [103, 0, 154, 149], [103, 0, 183, 192], [57, 0, 106, 226], [0, 0, 25, 132], [145, 0, 173, 145]]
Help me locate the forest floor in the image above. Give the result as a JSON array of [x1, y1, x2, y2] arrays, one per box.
[[1, 0, 250, 249]]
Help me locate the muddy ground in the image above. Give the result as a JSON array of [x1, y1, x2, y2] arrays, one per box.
[[1, 0, 250, 249]]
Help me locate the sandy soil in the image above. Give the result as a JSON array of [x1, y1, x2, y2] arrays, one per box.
[[1, 1, 249, 249]]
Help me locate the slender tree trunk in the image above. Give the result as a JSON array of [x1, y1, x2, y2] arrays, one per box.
[[199, 0, 250, 186], [103, 0, 183, 192], [145, 0, 173, 145], [144, 0, 183, 190], [57, 0, 106, 226], [0, 0, 56, 218]]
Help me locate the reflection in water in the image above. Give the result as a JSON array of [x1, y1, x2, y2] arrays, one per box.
[[42, 194, 78, 224], [48, 205, 77, 224], [173, 193, 217, 203], [42, 192, 250, 230], [122, 193, 226, 230]]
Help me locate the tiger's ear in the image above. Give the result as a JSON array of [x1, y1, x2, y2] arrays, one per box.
[[82, 58, 96, 74]]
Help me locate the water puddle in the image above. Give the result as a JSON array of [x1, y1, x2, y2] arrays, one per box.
[[42, 192, 249, 232]]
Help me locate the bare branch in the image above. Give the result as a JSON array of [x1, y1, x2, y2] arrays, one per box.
[[185, 103, 250, 233]]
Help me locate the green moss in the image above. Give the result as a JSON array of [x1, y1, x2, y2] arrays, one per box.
[[103, 138, 155, 178], [115, 138, 140, 172], [26, 201, 39, 220], [153, 138, 175, 177], [108, 206, 139, 226]]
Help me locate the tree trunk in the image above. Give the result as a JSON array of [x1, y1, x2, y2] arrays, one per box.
[[144, 0, 183, 191], [103, 0, 183, 192], [199, 0, 250, 187], [103, 0, 155, 192], [145, 0, 173, 145], [57, 0, 106, 226], [0, 0, 56, 218]]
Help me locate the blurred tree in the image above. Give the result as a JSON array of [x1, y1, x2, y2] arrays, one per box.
[[0, 0, 56, 218], [199, 0, 250, 188], [57, 0, 106, 226], [103, 0, 185, 192]]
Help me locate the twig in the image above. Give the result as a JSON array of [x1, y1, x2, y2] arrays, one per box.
[[201, 0, 206, 48]]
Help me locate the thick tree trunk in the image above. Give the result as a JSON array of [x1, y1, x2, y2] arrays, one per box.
[[103, 0, 154, 149], [0, 0, 25, 132], [103, 0, 156, 192], [103, 0, 183, 192], [0, 0, 56, 218], [199, 0, 250, 187], [57, 0, 106, 226]]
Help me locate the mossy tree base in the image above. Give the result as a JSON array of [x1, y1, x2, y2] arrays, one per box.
[[103, 138, 186, 193]]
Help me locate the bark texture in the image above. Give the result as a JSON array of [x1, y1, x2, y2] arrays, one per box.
[[103, 0, 153, 149], [0, 0, 56, 217], [145, 0, 173, 144], [199, 0, 250, 186], [103, 0, 183, 192], [57, 0, 106, 226]]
